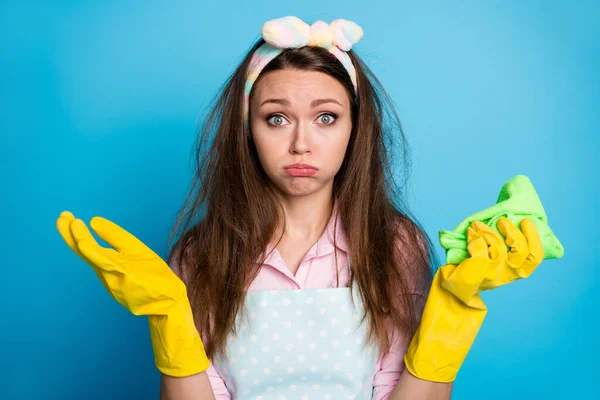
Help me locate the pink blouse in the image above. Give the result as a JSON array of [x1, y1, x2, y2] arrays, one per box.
[[197, 202, 425, 400]]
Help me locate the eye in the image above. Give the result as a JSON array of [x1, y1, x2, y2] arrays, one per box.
[[317, 113, 338, 125], [266, 114, 289, 127]]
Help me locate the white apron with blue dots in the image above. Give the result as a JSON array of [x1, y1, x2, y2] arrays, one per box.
[[211, 282, 380, 399]]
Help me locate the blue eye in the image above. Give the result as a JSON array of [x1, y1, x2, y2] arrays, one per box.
[[266, 113, 338, 127], [318, 113, 338, 125], [267, 115, 288, 126]]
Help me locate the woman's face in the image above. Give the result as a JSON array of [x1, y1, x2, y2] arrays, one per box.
[[250, 69, 352, 198]]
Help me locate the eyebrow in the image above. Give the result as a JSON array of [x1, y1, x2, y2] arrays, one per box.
[[259, 98, 344, 108]]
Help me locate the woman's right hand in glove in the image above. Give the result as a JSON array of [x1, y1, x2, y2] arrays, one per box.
[[56, 211, 210, 377]]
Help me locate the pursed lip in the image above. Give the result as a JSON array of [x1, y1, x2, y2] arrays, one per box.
[[284, 163, 318, 170]]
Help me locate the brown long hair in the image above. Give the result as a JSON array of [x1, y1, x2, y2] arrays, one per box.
[[166, 38, 440, 359]]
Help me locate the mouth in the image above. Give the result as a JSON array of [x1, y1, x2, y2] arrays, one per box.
[[283, 163, 318, 177], [284, 163, 318, 170], [285, 168, 318, 177]]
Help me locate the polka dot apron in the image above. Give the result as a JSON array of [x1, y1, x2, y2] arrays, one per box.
[[211, 279, 380, 399]]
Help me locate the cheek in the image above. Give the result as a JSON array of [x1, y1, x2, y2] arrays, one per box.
[[325, 133, 351, 166], [253, 135, 280, 167]]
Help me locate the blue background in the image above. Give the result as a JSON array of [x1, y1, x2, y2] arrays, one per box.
[[2, 0, 598, 398]]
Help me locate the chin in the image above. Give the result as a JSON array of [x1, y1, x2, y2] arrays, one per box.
[[271, 180, 319, 197]]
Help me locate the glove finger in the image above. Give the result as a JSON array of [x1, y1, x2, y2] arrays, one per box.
[[58, 212, 99, 267], [496, 217, 529, 268], [470, 221, 505, 248], [466, 224, 480, 243], [58, 213, 121, 293], [521, 218, 545, 267], [469, 221, 507, 260], [70, 218, 103, 247], [71, 219, 123, 273], [90, 216, 151, 255], [466, 234, 489, 259], [56, 212, 80, 254]]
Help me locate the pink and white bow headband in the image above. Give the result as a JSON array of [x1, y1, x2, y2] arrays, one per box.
[[243, 16, 364, 122]]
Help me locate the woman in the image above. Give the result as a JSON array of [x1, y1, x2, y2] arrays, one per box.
[[56, 16, 544, 399]]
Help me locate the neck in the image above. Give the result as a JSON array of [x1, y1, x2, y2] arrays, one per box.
[[271, 190, 335, 245]]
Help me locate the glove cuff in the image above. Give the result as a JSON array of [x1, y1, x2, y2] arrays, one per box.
[[148, 292, 210, 377], [403, 267, 487, 382]]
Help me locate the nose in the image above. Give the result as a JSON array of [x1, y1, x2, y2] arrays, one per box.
[[289, 119, 311, 155]]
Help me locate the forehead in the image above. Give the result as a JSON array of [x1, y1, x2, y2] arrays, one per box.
[[254, 69, 350, 106]]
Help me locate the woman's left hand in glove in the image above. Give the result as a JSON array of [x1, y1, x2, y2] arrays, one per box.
[[440, 217, 545, 308], [404, 217, 544, 382]]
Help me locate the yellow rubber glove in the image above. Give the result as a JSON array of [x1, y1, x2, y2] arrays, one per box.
[[56, 211, 210, 377], [404, 217, 544, 382]]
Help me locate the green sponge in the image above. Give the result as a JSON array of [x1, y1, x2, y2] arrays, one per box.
[[438, 174, 564, 265]]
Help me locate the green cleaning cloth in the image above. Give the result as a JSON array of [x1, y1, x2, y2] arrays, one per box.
[[439, 174, 564, 265]]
